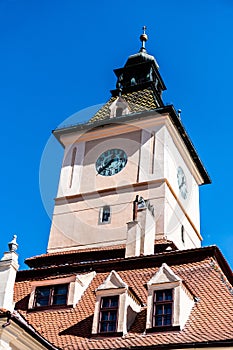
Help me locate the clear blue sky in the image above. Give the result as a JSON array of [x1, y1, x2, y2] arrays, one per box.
[[0, 0, 232, 270]]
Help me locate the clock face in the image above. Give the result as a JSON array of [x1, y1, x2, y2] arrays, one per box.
[[96, 149, 127, 176], [177, 166, 188, 199]]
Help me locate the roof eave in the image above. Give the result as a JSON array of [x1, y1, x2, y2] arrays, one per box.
[[125, 338, 233, 350], [17, 246, 232, 285], [0, 311, 60, 350]]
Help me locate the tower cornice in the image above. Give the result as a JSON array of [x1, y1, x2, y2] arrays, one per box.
[[53, 105, 211, 185]]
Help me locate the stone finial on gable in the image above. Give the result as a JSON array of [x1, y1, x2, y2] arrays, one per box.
[[0, 235, 19, 312], [97, 270, 128, 291]]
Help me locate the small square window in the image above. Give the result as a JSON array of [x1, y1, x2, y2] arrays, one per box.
[[153, 289, 173, 327], [34, 284, 68, 308], [99, 206, 111, 224], [99, 296, 119, 333]]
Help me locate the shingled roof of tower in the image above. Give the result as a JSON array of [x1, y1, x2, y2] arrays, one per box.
[[89, 87, 159, 122], [14, 246, 233, 350]]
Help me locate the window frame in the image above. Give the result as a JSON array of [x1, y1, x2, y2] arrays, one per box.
[[33, 283, 69, 309], [152, 289, 173, 328], [98, 295, 119, 334]]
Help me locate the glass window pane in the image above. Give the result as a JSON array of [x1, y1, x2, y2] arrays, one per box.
[[36, 298, 49, 307], [108, 322, 116, 332], [53, 295, 67, 305], [102, 296, 118, 308], [156, 291, 163, 301], [109, 311, 117, 321], [35, 287, 50, 306], [164, 304, 172, 314], [165, 290, 172, 301], [155, 305, 163, 315], [54, 285, 68, 295], [102, 298, 110, 308], [110, 297, 118, 307], [155, 316, 163, 326], [53, 284, 68, 305], [100, 323, 108, 332], [101, 311, 109, 321], [164, 315, 172, 325], [38, 287, 50, 296]]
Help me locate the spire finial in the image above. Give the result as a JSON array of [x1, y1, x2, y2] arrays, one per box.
[[140, 26, 148, 53]]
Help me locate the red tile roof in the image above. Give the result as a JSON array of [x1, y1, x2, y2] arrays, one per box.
[[14, 246, 233, 349]]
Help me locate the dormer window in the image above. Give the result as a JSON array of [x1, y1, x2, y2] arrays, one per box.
[[34, 284, 68, 308], [153, 289, 173, 327], [99, 296, 119, 333], [28, 272, 96, 311], [146, 263, 195, 331], [92, 270, 141, 335]]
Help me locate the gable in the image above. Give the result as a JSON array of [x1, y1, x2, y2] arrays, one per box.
[[97, 270, 127, 291], [148, 263, 181, 285]]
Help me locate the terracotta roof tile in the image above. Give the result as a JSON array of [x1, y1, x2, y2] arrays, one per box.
[[14, 250, 233, 349]]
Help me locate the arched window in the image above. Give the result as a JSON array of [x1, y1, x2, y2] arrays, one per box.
[[181, 225, 185, 244], [69, 147, 77, 188], [116, 107, 123, 117], [150, 132, 156, 174]]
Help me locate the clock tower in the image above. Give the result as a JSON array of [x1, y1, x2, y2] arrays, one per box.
[[47, 29, 210, 256]]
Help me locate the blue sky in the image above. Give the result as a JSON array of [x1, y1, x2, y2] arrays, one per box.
[[0, 0, 232, 270]]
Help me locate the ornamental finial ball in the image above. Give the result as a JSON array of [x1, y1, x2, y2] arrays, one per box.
[[140, 33, 148, 43], [140, 25, 148, 43]]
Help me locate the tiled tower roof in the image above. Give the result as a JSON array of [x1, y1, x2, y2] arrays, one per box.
[[90, 87, 159, 122]]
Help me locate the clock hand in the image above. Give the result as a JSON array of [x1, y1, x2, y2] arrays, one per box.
[[179, 177, 185, 189], [97, 157, 115, 174]]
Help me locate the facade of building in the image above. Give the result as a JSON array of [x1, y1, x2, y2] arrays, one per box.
[[0, 30, 232, 350]]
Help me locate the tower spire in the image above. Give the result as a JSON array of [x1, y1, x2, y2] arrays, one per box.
[[140, 25, 148, 53]]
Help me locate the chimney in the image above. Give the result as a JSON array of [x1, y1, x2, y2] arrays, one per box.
[[126, 197, 156, 258], [0, 235, 19, 312]]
